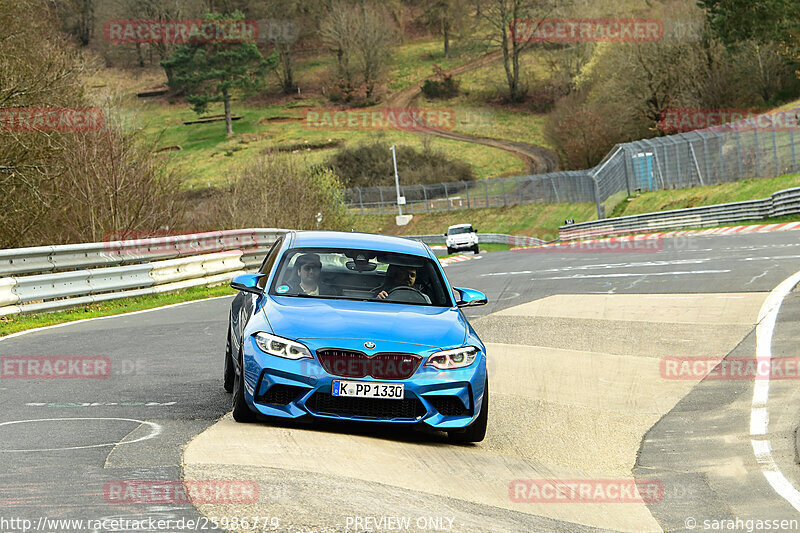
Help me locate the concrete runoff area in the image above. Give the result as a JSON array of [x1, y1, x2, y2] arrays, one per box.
[[182, 293, 766, 532]]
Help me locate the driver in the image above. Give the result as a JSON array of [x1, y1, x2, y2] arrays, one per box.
[[374, 264, 431, 303]]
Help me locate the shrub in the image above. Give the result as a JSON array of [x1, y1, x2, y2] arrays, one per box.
[[205, 153, 348, 231], [421, 75, 459, 99], [323, 141, 474, 189]]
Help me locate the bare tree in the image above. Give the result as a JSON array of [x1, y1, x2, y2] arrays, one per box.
[[206, 153, 347, 231], [421, 0, 470, 58], [479, 0, 557, 102], [51, 0, 95, 45], [321, 0, 397, 101], [53, 126, 186, 243], [122, 0, 187, 82], [0, 0, 89, 247]]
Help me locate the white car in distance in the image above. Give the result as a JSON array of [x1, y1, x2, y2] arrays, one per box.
[[445, 224, 480, 255]]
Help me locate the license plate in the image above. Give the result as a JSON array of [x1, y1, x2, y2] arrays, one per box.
[[332, 380, 404, 400]]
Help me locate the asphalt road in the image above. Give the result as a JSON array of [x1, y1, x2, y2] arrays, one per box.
[[1, 230, 799, 532]]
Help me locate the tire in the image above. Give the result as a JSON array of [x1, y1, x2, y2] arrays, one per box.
[[232, 346, 256, 423], [447, 247, 454, 255], [448, 378, 488, 443], [473, 244, 480, 254], [223, 323, 234, 393]]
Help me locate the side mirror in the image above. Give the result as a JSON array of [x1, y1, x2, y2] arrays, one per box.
[[443, 233, 447, 237], [231, 274, 263, 295], [453, 287, 488, 308]]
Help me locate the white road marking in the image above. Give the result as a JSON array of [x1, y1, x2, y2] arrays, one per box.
[[750, 269, 800, 512], [0, 417, 162, 452], [743, 255, 800, 261], [530, 270, 731, 280], [25, 402, 177, 408]]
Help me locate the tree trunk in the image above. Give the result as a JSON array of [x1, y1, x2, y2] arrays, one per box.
[[279, 43, 296, 93], [443, 19, 450, 58], [136, 43, 145, 68], [224, 94, 233, 137]]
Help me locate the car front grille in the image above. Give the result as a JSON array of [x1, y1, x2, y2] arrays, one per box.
[[317, 349, 422, 380], [255, 384, 306, 406], [428, 395, 471, 417], [306, 392, 426, 420]]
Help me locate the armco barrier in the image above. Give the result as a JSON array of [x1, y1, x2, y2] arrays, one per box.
[[0, 251, 246, 317], [0, 229, 548, 318], [0, 228, 286, 277], [407, 233, 546, 246], [559, 186, 800, 240]]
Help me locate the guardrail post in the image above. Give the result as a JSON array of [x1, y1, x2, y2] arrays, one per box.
[[357, 187, 364, 214], [754, 126, 762, 178], [736, 129, 744, 179], [422, 185, 429, 213], [701, 133, 712, 184], [622, 146, 633, 196], [592, 175, 603, 219], [462, 181, 470, 208], [771, 119, 779, 176], [443, 182, 450, 210]]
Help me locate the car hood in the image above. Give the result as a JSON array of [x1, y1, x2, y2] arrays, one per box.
[[262, 296, 467, 349]]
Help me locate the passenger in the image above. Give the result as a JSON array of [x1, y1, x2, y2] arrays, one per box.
[[374, 264, 431, 303], [290, 253, 338, 296]]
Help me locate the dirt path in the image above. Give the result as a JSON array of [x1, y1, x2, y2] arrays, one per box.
[[386, 50, 560, 174]]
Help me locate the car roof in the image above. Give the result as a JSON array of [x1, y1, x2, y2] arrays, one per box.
[[448, 223, 473, 229], [289, 231, 430, 256]]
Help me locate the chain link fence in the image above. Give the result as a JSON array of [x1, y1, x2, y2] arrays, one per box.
[[346, 108, 800, 219]]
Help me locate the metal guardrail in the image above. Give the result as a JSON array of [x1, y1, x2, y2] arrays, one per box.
[[0, 228, 286, 277], [0, 229, 288, 317], [558, 186, 800, 240], [407, 233, 546, 246], [0, 229, 547, 317], [0, 251, 248, 317]]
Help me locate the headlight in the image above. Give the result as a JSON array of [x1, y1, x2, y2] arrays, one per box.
[[254, 332, 312, 360], [425, 346, 478, 370]]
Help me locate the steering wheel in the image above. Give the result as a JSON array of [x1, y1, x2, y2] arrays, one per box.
[[386, 285, 428, 303]]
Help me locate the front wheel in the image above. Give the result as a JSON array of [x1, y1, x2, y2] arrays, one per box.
[[448, 378, 488, 443], [447, 247, 454, 255], [232, 347, 256, 423], [473, 245, 480, 254]]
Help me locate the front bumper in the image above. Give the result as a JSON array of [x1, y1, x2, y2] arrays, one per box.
[[447, 241, 477, 251], [240, 336, 487, 429]]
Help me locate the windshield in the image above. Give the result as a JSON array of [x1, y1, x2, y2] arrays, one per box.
[[448, 226, 474, 235], [269, 247, 453, 307]]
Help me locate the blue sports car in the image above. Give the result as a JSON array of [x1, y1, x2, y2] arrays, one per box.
[[224, 231, 489, 442]]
